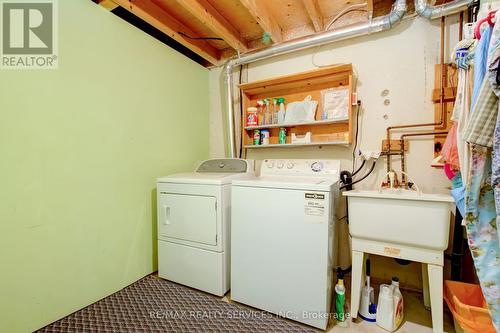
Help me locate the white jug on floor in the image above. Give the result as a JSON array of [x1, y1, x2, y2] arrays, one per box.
[[376, 277, 404, 332]]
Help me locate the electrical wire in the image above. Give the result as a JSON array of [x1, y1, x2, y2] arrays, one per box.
[[325, 3, 368, 31]]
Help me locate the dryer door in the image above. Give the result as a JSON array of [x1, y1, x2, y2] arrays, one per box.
[[158, 193, 217, 246]]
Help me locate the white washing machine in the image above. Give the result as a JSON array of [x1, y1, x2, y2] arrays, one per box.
[[157, 159, 254, 296], [231, 159, 340, 330]]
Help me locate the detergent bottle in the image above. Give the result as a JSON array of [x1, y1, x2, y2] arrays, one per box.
[[392, 277, 404, 329], [376, 276, 404, 332], [335, 268, 347, 327]]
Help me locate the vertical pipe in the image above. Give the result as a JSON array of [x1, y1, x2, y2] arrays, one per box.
[[440, 16, 446, 130], [225, 62, 236, 158], [401, 139, 406, 186], [387, 130, 391, 182]]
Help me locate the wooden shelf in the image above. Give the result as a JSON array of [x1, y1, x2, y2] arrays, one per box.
[[240, 64, 355, 153], [244, 117, 349, 130], [244, 141, 350, 149]]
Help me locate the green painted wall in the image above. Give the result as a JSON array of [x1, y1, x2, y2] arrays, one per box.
[[0, 1, 209, 332]]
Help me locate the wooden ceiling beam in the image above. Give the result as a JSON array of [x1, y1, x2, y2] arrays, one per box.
[[367, 0, 374, 19], [302, 0, 323, 32], [113, 0, 220, 65], [175, 0, 248, 52], [95, 0, 119, 10], [239, 0, 282, 43]]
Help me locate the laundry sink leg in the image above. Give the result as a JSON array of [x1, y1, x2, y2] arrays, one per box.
[[350, 250, 364, 320], [422, 263, 431, 309], [428, 263, 444, 333]]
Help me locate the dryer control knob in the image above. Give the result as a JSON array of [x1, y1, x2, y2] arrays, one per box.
[[286, 162, 295, 169], [266, 160, 275, 168], [277, 161, 284, 169], [311, 162, 323, 172]]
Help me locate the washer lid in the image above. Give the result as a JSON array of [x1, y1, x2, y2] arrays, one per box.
[[232, 175, 339, 191], [158, 172, 253, 185]]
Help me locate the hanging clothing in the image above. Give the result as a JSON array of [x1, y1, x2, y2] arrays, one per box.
[[488, 10, 500, 247], [464, 145, 500, 331], [456, 66, 474, 184], [451, 171, 466, 217], [471, 26, 493, 109], [464, 78, 499, 147], [493, 104, 500, 246], [487, 15, 500, 89], [442, 122, 460, 170]]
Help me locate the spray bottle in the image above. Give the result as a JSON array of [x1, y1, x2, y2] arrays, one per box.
[[264, 98, 271, 125], [272, 98, 278, 124], [335, 268, 347, 327], [277, 98, 286, 124], [257, 100, 264, 125]]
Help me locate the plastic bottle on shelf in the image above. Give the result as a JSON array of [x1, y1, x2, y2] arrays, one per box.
[[257, 100, 264, 125], [246, 107, 258, 126], [264, 99, 271, 125], [279, 127, 286, 144], [277, 98, 286, 124], [272, 98, 278, 124]]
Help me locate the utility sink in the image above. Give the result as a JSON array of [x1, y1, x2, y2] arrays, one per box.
[[344, 190, 454, 251]]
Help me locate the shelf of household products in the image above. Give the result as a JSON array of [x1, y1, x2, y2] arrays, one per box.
[[244, 117, 349, 130], [243, 141, 350, 149], [239, 64, 356, 149]]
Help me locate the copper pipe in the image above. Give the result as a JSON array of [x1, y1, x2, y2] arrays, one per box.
[[439, 16, 447, 130], [385, 16, 448, 181], [400, 131, 448, 185]]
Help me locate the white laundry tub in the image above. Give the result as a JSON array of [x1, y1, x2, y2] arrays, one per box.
[[344, 190, 454, 251]]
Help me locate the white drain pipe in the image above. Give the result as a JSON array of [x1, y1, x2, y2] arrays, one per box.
[[414, 0, 472, 19], [224, 0, 408, 158]]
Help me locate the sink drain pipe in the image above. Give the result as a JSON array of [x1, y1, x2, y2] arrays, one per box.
[[223, 0, 408, 158]]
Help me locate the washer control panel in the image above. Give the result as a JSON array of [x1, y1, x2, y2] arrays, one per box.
[[261, 159, 340, 177], [197, 159, 253, 173]]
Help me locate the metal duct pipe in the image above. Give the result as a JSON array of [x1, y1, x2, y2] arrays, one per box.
[[414, 0, 472, 19], [224, 0, 408, 158]]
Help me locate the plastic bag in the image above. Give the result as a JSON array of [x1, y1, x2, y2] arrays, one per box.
[[284, 95, 318, 123], [321, 87, 349, 120]]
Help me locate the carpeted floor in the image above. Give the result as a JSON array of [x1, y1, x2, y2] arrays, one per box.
[[37, 275, 317, 333]]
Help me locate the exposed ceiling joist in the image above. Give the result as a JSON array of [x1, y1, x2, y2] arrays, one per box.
[[113, 0, 220, 65], [367, 0, 374, 18], [176, 0, 248, 52], [239, 0, 283, 44], [96, 0, 119, 11], [302, 0, 323, 32]]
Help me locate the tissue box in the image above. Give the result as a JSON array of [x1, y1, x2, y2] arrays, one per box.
[[291, 132, 312, 144]]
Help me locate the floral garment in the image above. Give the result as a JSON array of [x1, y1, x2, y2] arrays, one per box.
[[465, 144, 500, 331]]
